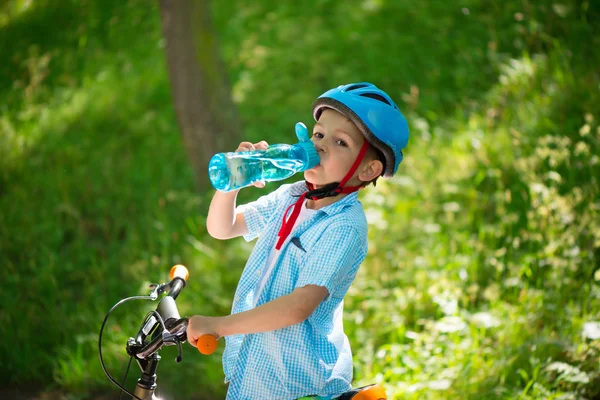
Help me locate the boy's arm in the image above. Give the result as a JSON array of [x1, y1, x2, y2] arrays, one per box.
[[206, 190, 248, 239], [186, 285, 328, 343], [206, 141, 268, 240]]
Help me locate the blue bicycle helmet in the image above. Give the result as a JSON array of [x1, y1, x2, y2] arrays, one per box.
[[312, 82, 409, 177]]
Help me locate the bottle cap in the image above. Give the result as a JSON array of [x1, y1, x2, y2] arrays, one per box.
[[293, 122, 320, 170]]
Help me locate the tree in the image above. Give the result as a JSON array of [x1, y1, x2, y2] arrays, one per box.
[[158, 0, 240, 188]]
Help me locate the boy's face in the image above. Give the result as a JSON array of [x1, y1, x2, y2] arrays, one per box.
[[304, 109, 372, 187]]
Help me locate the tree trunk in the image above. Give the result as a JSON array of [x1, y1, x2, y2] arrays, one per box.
[[158, 0, 240, 188]]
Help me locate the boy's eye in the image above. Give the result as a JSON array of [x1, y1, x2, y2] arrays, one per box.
[[313, 132, 324, 139], [336, 140, 348, 147]]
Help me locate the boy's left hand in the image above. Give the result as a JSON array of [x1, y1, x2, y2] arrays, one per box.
[[186, 315, 220, 347]]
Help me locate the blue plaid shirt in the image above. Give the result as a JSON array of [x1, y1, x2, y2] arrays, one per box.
[[222, 181, 368, 400]]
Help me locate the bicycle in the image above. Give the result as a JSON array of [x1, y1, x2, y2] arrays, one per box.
[[98, 265, 387, 400]]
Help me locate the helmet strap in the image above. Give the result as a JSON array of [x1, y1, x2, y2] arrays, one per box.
[[330, 139, 371, 194], [275, 140, 370, 250]]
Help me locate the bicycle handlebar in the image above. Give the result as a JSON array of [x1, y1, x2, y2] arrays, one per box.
[[132, 317, 218, 359], [129, 265, 218, 358], [169, 266, 218, 353], [168, 264, 189, 299], [99, 264, 219, 399]]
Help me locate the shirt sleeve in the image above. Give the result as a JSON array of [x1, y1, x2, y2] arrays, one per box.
[[295, 225, 367, 300], [235, 184, 290, 242]]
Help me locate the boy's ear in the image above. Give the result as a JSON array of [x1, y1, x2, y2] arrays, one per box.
[[358, 159, 384, 182]]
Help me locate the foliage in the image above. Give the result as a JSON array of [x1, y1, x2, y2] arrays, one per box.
[[0, 0, 598, 399]]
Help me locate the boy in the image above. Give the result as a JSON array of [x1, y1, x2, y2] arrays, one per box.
[[187, 82, 409, 399]]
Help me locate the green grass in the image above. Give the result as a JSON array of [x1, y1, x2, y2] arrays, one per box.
[[346, 47, 600, 399], [1, 0, 599, 399]]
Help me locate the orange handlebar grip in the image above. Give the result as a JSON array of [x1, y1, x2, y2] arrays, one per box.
[[197, 334, 218, 355], [354, 384, 387, 400], [169, 264, 189, 281]]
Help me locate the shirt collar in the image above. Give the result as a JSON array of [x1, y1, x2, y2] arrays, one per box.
[[288, 181, 360, 216]]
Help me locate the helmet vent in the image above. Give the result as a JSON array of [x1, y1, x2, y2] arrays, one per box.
[[360, 92, 392, 106], [345, 84, 369, 91]]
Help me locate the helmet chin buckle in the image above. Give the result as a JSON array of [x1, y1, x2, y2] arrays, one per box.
[[300, 182, 341, 200]]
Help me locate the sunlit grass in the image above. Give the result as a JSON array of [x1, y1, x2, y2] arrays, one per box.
[[351, 46, 600, 399]]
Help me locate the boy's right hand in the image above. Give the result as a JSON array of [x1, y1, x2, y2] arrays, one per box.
[[236, 141, 269, 188]]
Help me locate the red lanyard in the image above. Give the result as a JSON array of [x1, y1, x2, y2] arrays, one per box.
[[275, 140, 370, 250]]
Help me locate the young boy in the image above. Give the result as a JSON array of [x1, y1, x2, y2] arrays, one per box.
[[187, 82, 409, 400]]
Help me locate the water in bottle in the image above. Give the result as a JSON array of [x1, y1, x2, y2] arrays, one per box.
[[208, 122, 320, 192]]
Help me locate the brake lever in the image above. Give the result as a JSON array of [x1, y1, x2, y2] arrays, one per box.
[[161, 330, 186, 362]]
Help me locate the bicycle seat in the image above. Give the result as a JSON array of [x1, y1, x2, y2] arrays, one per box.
[[337, 384, 387, 400]]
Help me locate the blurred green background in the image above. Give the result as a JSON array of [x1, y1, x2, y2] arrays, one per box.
[[1, 0, 599, 399]]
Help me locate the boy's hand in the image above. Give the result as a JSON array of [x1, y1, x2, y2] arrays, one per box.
[[236, 141, 269, 188], [186, 315, 220, 347]]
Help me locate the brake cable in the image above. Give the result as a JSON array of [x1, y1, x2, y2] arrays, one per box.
[[98, 294, 167, 400]]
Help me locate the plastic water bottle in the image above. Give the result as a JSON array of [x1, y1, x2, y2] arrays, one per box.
[[208, 122, 320, 192]]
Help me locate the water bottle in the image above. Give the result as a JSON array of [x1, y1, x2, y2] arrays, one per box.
[[208, 122, 320, 192]]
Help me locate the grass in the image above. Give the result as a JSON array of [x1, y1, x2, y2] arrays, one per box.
[[1, 0, 599, 399]]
